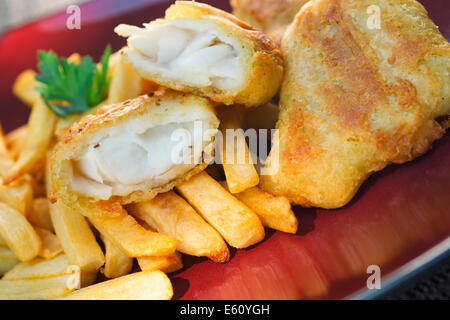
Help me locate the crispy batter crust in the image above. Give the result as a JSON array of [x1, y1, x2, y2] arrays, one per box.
[[260, 0, 450, 209], [51, 89, 219, 206], [120, 1, 283, 107]]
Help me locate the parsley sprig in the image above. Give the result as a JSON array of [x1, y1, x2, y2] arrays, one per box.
[[35, 45, 111, 118]]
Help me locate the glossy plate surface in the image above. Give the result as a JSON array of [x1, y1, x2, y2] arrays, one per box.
[[0, 0, 448, 299]]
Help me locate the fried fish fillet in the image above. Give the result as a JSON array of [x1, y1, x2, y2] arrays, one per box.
[[260, 0, 450, 209], [114, 1, 283, 107], [231, 0, 309, 46], [50, 90, 219, 205]]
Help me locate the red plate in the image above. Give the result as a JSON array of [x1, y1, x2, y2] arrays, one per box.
[[1, 0, 449, 299]]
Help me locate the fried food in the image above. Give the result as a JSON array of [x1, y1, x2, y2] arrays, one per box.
[[220, 182, 298, 234], [137, 252, 183, 274], [231, 0, 308, 46], [5, 125, 27, 161], [28, 198, 53, 231], [115, 1, 283, 107], [260, 0, 450, 209], [0, 233, 6, 247], [101, 234, 133, 279], [0, 248, 20, 276], [106, 54, 158, 105], [0, 124, 11, 161], [50, 90, 219, 205], [2, 254, 69, 280], [0, 174, 33, 216], [48, 200, 105, 272], [12, 70, 40, 108], [218, 107, 259, 193], [3, 98, 56, 184], [176, 172, 265, 249], [62, 270, 173, 300], [80, 200, 177, 258], [127, 191, 230, 263], [0, 158, 12, 178], [0, 202, 41, 261], [35, 227, 63, 259], [0, 273, 79, 300]]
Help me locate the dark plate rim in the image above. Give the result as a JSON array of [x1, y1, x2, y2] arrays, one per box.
[[347, 237, 450, 299]]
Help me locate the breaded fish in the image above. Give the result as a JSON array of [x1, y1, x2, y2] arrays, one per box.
[[50, 89, 219, 205], [231, 0, 309, 46], [260, 0, 450, 209], [114, 1, 283, 107]]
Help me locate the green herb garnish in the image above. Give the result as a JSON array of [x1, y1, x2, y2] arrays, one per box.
[[35, 45, 111, 118]]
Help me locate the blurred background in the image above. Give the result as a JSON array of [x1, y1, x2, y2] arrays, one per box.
[[0, 0, 86, 34]]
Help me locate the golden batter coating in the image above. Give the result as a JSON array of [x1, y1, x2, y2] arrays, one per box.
[[115, 1, 283, 107], [260, 0, 450, 209], [50, 90, 219, 206]]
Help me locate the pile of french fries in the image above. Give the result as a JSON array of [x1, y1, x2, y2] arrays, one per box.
[[0, 51, 298, 300]]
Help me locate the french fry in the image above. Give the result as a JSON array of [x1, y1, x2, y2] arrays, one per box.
[[81, 200, 177, 258], [0, 286, 72, 300], [5, 254, 98, 288], [28, 198, 53, 231], [0, 174, 33, 215], [128, 191, 230, 263], [0, 157, 13, 177], [0, 202, 41, 261], [0, 233, 6, 247], [81, 271, 98, 288], [101, 235, 133, 279], [5, 125, 27, 161], [0, 273, 79, 300], [35, 227, 63, 259], [4, 255, 95, 287], [176, 172, 265, 248], [0, 124, 11, 160], [107, 50, 121, 75], [62, 270, 173, 300], [0, 123, 13, 176], [45, 150, 104, 272], [12, 70, 40, 108], [137, 252, 183, 274], [219, 108, 259, 193], [3, 98, 56, 184], [3, 254, 69, 280], [107, 55, 145, 104], [49, 200, 105, 272], [220, 182, 298, 234], [28, 171, 47, 198], [0, 248, 20, 275]]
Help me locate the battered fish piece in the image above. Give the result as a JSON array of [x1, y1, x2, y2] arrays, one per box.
[[260, 0, 450, 209], [231, 0, 309, 46], [115, 1, 283, 107], [50, 90, 219, 205]]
